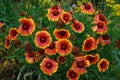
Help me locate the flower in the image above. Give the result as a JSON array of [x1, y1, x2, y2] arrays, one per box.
[[47, 3, 63, 21], [0, 22, 4, 28], [34, 52, 42, 62], [84, 53, 100, 65], [25, 42, 32, 52], [45, 42, 57, 55], [18, 18, 35, 36], [25, 51, 34, 64], [82, 36, 98, 52], [94, 13, 108, 24], [71, 20, 84, 33], [53, 28, 70, 40], [92, 22, 108, 34], [80, 2, 95, 15], [56, 18, 65, 28], [57, 55, 66, 64], [61, 12, 72, 25], [72, 46, 84, 57], [4, 36, 11, 49], [40, 58, 58, 76], [116, 40, 120, 48], [72, 56, 90, 74], [9, 28, 18, 40], [69, 34, 75, 40], [97, 58, 109, 72], [98, 34, 111, 46], [34, 31, 52, 49], [56, 39, 72, 56], [67, 69, 80, 80]]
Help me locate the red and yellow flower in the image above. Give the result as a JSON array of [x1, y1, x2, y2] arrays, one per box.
[[92, 22, 108, 34], [45, 42, 57, 55], [98, 34, 111, 46], [53, 28, 70, 40], [47, 3, 63, 21], [9, 28, 18, 40], [25, 51, 34, 64], [56, 39, 72, 56], [98, 58, 109, 72], [61, 12, 72, 25], [72, 56, 90, 74], [67, 69, 80, 80], [94, 13, 108, 24], [80, 2, 95, 15], [84, 53, 100, 65], [0, 22, 4, 28], [57, 55, 66, 64], [82, 36, 98, 52], [34, 31, 52, 49], [4, 36, 11, 49], [18, 18, 35, 36], [40, 58, 58, 76], [71, 20, 84, 33]]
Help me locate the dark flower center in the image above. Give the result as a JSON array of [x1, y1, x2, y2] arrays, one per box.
[[59, 31, 66, 36], [40, 37, 46, 42], [74, 23, 80, 29], [100, 62, 106, 68], [12, 30, 17, 36], [22, 24, 29, 30], [85, 42, 92, 48], [52, 6, 58, 10], [99, 14, 105, 21], [97, 22, 104, 29], [52, 10, 59, 16], [77, 61, 84, 68], [61, 44, 67, 50], [48, 42, 55, 49], [38, 49, 45, 55], [88, 56, 94, 61], [6, 39, 10, 46], [63, 14, 70, 21], [45, 62, 53, 69], [102, 34, 109, 40], [69, 71, 76, 78], [59, 56, 65, 62], [84, 4, 91, 10]]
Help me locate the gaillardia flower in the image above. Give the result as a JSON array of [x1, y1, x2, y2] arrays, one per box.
[[57, 55, 66, 64], [82, 36, 98, 52], [72, 46, 84, 57], [84, 53, 100, 65], [0, 22, 4, 28], [94, 13, 107, 24], [4, 36, 11, 49], [71, 20, 84, 33], [98, 34, 111, 46], [67, 69, 80, 80], [116, 40, 120, 48], [53, 28, 70, 40], [80, 2, 95, 15], [40, 58, 58, 76], [34, 31, 52, 49], [18, 18, 35, 36], [72, 56, 90, 74], [92, 22, 108, 34], [56, 39, 72, 56], [61, 12, 72, 25], [45, 42, 57, 55], [25, 51, 34, 64], [9, 28, 18, 40], [98, 58, 109, 72], [47, 3, 63, 21]]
